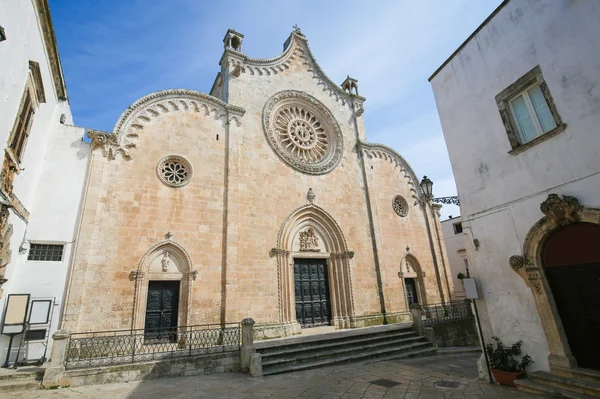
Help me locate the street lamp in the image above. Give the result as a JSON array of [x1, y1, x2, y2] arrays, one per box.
[[419, 176, 460, 206]]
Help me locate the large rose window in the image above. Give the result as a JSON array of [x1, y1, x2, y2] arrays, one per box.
[[263, 91, 343, 175]]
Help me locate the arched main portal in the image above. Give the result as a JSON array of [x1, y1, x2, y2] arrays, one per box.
[[271, 203, 355, 334], [131, 238, 196, 333], [541, 223, 600, 370]]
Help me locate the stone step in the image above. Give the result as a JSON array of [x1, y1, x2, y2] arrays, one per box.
[[0, 380, 42, 393], [515, 378, 596, 399], [260, 330, 420, 358], [530, 371, 600, 398], [262, 345, 437, 376], [255, 323, 414, 353], [0, 371, 42, 382], [553, 368, 600, 385], [262, 339, 431, 368]]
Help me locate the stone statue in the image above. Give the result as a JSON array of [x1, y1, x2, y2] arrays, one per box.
[[299, 228, 320, 252], [161, 252, 171, 272]]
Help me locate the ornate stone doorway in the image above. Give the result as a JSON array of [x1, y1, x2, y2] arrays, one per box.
[[271, 201, 355, 336], [131, 236, 196, 331], [294, 258, 331, 327], [512, 194, 600, 370], [399, 252, 427, 309], [542, 223, 600, 370]]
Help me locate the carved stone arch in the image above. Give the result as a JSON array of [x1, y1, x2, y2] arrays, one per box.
[[359, 142, 423, 202], [398, 252, 428, 308], [88, 90, 245, 160], [271, 203, 355, 334], [511, 194, 600, 370], [131, 239, 197, 330]]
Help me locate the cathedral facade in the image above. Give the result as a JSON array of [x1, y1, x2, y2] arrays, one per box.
[[62, 29, 452, 339]]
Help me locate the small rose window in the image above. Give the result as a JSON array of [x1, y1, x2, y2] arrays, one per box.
[[393, 195, 409, 217], [157, 155, 192, 187]]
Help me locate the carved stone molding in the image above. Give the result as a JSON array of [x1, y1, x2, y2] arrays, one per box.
[[220, 30, 364, 110], [359, 142, 422, 202], [269, 248, 290, 258], [509, 255, 524, 272], [87, 129, 134, 161], [540, 194, 583, 227], [129, 270, 145, 281], [189, 270, 198, 281], [96, 90, 246, 161], [263, 90, 343, 175]]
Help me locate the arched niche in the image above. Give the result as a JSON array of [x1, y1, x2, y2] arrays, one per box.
[[398, 252, 427, 309], [130, 239, 196, 331], [510, 194, 600, 370], [270, 203, 355, 332]]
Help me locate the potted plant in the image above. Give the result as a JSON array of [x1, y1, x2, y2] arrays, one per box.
[[457, 272, 465, 280], [485, 337, 534, 386]]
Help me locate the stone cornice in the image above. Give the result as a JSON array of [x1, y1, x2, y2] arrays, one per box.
[[359, 142, 423, 201], [220, 31, 365, 108], [88, 89, 246, 161], [33, 0, 67, 100]]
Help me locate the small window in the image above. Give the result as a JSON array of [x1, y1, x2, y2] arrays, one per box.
[[27, 244, 64, 261], [453, 222, 463, 234], [496, 65, 565, 154], [508, 83, 556, 144]]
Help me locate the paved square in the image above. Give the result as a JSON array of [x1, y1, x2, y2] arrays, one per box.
[[8, 354, 553, 398]]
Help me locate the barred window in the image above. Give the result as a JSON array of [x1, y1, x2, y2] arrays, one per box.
[[27, 244, 64, 261]]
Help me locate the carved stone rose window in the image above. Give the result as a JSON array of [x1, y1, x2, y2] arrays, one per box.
[[157, 155, 192, 187], [263, 90, 343, 175], [393, 195, 409, 217]]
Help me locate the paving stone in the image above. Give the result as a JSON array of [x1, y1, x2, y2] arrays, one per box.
[[7, 353, 554, 399]]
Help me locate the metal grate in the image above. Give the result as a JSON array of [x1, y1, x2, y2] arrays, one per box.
[[370, 379, 402, 388], [27, 244, 64, 261], [433, 380, 462, 389], [422, 301, 472, 324], [65, 323, 241, 369]]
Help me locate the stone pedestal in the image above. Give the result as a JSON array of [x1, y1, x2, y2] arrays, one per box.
[[240, 318, 256, 371], [42, 329, 70, 389]]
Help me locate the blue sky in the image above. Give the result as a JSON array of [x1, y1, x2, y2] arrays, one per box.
[[50, 0, 502, 220]]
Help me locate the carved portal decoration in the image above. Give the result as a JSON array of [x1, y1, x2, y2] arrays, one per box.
[[157, 155, 192, 188], [263, 90, 343, 175], [540, 194, 582, 226], [299, 227, 320, 252], [509, 255, 524, 272], [161, 252, 171, 272], [393, 195, 409, 217]]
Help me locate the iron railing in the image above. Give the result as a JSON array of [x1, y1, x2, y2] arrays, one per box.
[[421, 300, 472, 325], [65, 323, 241, 370]]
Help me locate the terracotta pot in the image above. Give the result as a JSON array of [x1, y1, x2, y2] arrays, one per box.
[[491, 368, 526, 387]]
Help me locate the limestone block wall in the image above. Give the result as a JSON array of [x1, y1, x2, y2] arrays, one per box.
[[63, 111, 229, 332], [365, 155, 446, 312], [223, 40, 381, 325]]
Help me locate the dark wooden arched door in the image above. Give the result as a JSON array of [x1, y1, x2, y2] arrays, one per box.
[[542, 222, 600, 370]]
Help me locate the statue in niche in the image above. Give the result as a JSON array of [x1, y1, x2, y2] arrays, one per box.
[[299, 228, 320, 252], [406, 259, 413, 274], [161, 252, 172, 272]]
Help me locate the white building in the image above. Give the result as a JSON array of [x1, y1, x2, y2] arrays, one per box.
[[0, 0, 88, 365], [440, 216, 468, 300], [430, 0, 600, 385]]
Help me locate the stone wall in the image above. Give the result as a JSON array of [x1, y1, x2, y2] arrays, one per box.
[[430, 318, 479, 347]]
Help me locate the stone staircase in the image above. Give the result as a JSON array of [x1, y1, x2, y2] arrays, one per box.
[[515, 367, 600, 398], [255, 323, 436, 376], [0, 367, 44, 393]]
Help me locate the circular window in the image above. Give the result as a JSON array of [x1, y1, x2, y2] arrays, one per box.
[[157, 155, 192, 187], [393, 195, 409, 217], [263, 90, 343, 175]]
